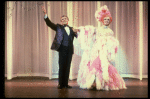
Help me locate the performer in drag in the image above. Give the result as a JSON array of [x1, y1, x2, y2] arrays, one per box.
[[77, 5, 127, 90]]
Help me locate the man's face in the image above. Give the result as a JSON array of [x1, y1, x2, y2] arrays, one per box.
[[103, 17, 110, 26], [61, 16, 69, 25]]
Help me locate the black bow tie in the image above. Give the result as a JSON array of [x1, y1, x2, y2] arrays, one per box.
[[63, 25, 68, 27]]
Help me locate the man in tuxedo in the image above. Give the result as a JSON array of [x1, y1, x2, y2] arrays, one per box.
[[42, 6, 79, 89]]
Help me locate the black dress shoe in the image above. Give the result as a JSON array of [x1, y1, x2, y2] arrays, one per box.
[[89, 85, 96, 90], [57, 85, 64, 89], [64, 85, 72, 88]]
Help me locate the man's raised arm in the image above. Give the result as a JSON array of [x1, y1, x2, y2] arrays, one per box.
[[42, 6, 57, 31]]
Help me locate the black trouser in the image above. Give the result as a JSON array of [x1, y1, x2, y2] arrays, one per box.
[[58, 45, 73, 87]]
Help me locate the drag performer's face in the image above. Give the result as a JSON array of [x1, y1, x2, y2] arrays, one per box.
[[61, 16, 69, 25], [103, 17, 110, 26]]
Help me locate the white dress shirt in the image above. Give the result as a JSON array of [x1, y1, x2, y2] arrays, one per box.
[[44, 14, 70, 35], [64, 26, 70, 35]]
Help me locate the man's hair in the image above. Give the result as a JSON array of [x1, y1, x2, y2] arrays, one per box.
[[60, 15, 69, 21]]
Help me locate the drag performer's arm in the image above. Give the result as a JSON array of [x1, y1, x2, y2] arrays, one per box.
[[72, 28, 80, 38]]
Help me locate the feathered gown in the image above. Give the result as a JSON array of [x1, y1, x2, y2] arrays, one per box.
[[77, 25, 127, 90]]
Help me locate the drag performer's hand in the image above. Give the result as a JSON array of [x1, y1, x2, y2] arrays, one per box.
[[73, 28, 80, 33], [42, 6, 47, 15]]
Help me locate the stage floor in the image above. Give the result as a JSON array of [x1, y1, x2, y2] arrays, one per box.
[[4, 77, 148, 98]]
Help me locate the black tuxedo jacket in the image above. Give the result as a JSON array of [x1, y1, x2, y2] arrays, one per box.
[[44, 17, 78, 54]]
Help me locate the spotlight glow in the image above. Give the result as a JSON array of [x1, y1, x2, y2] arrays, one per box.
[[97, 1, 101, 27], [7, 1, 13, 80], [139, 1, 143, 80]]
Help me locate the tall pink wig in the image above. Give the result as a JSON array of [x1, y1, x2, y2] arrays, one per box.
[[95, 5, 112, 24]]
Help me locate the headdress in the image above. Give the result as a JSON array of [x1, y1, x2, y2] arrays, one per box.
[[95, 5, 112, 23]]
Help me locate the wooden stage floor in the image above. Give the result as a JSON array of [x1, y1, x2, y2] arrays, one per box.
[[4, 77, 148, 98]]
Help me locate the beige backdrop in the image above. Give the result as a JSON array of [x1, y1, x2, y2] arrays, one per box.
[[5, 1, 148, 80]]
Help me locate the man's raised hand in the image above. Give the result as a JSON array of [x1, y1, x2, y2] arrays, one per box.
[[42, 6, 47, 15]]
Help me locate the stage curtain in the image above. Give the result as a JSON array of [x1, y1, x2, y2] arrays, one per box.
[[5, 1, 148, 80]]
